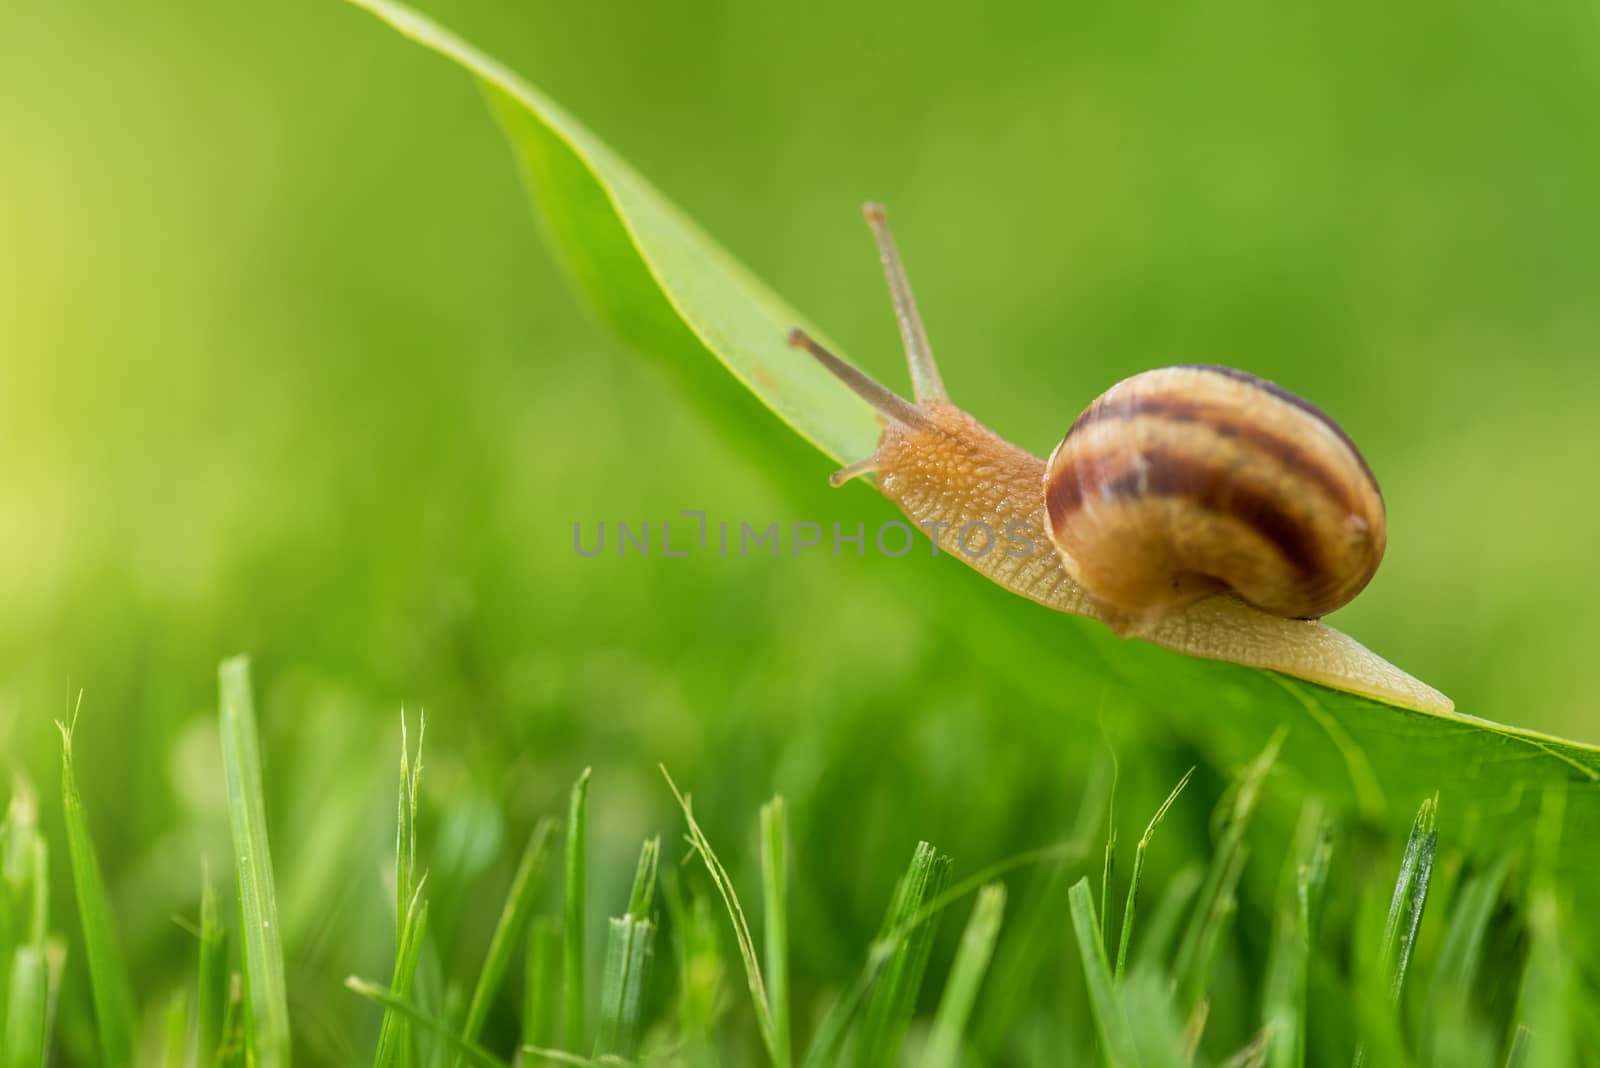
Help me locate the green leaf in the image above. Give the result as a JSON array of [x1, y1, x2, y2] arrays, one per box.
[[58, 713, 137, 1066], [1120, 967, 1198, 1068], [1510, 789, 1576, 1068], [562, 768, 591, 1051], [3, 947, 47, 1068], [345, 978, 508, 1068], [1173, 733, 1282, 1011], [375, 881, 429, 1068], [218, 657, 291, 1068], [194, 862, 228, 1068], [522, 916, 562, 1053], [1262, 802, 1334, 1068], [348, 0, 1600, 921], [160, 989, 189, 1068], [380, 713, 427, 1068], [854, 842, 951, 1068], [1068, 877, 1140, 1068], [594, 837, 658, 1059], [1423, 854, 1511, 1065], [759, 798, 791, 1068], [973, 765, 1109, 1052], [661, 767, 781, 1066], [921, 883, 1006, 1068], [1114, 767, 1194, 980], [458, 818, 558, 1061], [1376, 795, 1439, 1003], [594, 911, 655, 1058]]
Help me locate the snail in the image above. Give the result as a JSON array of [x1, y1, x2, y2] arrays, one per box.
[[787, 203, 1451, 714]]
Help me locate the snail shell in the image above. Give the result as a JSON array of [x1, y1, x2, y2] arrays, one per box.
[[1044, 364, 1386, 628]]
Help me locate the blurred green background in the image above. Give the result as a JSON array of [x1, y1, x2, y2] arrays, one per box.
[[2, 0, 1598, 1060]]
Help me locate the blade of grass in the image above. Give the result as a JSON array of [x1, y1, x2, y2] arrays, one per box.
[[1378, 795, 1438, 1002], [563, 768, 591, 1050], [216, 970, 243, 1067], [192, 861, 228, 1068], [376, 880, 431, 1068], [1353, 794, 1439, 1068], [626, 835, 659, 919], [1222, 1027, 1272, 1068], [975, 762, 1109, 1052], [520, 1048, 607, 1067], [523, 916, 562, 1052], [1504, 1025, 1531, 1068], [1186, 846, 1248, 1038], [594, 915, 655, 1058], [381, 713, 425, 1068], [660, 765, 780, 1065], [3, 947, 46, 1068], [1263, 801, 1333, 1068], [853, 841, 952, 1068], [972, 855, 1070, 1054], [409, 877, 447, 1068], [161, 990, 190, 1068], [595, 837, 660, 1058], [2, 812, 47, 1057], [57, 710, 137, 1066], [42, 939, 66, 1068], [458, 818, 558, 1062], [346, 977, 509, 1068], [1068, 877, 1141, 1068], [594, 921, 629, 1056], [657, 869, 720, 1052], [760, 797, 791, 1068], [396, 713, 424, 949], [1510, 788, 1572, 1068], [2, 778, 44, 1012], [218, 656, 291, 1068], [1101, 747, 1119, 955], [921, 883, 1005, 1068], [1173, 731, 1285, 1010], [1118, 968, 1196, 1068], [1422, 855, 1511, 1066], [1133, 865, 1204, 974], [806, 836, 1095, 1068], [1114, 767, 1194, 980]]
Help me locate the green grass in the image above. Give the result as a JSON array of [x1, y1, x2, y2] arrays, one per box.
[[57, 710, 136, 1066], [1261, 801, 1332, 1068], [218, 657, 291, 1068], [194, 864, 228, 1068], [562, 768, 590, 1054], [851, 841, 952, 1067], [1069, 876, 1139, 1068], [594, 836, 658, 1058], [7, 658, 1600, 1066], [922, 882, 1004, 1068], [1114, 766, 1194, 980], [759, 798, 791, 1068], [458, 815, 556, 1059]]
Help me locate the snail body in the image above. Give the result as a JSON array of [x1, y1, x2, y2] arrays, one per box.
[[786, 204, 1449, 714]]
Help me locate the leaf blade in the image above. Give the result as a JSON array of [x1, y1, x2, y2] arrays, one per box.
[[58, 714, 137, 1066], [218, 657, 291, 1068]]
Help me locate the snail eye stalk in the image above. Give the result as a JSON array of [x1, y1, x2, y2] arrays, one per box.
[[786, 328, 927, 429], [863, 201, 946, 403]]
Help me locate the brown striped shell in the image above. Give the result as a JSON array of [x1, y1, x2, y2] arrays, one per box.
[[1043, 364, 1386, 627]]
